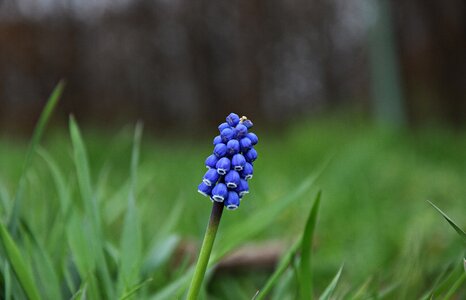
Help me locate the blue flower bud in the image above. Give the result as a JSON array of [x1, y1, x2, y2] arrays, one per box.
[[211, 183, 228, 202], [246, 132, 258, 145], [231, 153, 246, 171], [213, 135, 222, 145], [236, 179, 249, 197], [225, 191, 240, 210], [226, 139, 240, 156], [198, 182, 213, 197], [235, 124, 248, 138], [216, 157, 231, 175], [242, 119, 253, 129], [205, 154, 219, 169], [225, 170, 241, 188], [245, 148, 257, 163], [203, 168, 220, 186], [226, 113, 240, 127], [220, 128, 235, 142], [241, 162, 253, 180], [218, 122, 230, 132], [239, 137, 252, 152], [213, 143, 227, 157]]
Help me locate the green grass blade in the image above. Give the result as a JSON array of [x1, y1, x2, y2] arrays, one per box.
[[428, 201, 466, 243], [70, 283, 87, 300], [69, 116, 113, 299], [117, 123, 144, 297], [8, 80, 65, 235], [4, 262, 12, 300], [37, 147, 71, 216], [319, 265, 344, 300], [119, 278, 153, 300], [298, 190, 322, 300], [254, 239, 301, 300], [442, 272, 465, 300], [0, 222, 41, 300]]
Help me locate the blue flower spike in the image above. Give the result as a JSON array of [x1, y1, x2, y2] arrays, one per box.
[[197, 113, 258, 210], [189, 113, 259, 300]]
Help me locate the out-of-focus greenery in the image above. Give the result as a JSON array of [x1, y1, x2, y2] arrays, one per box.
[[0, 115, 465, 299]]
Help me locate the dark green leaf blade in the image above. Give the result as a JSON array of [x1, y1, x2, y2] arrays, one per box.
[[319, 265, 344, 300], [428, 201, 466, 243], [8, 80, 65, 234], [0, 222, 41, 300], [298, 190, 322, 300]]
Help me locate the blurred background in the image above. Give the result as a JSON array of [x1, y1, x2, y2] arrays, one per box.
[[0, 0, 464, 133], [0, 0, 465, 299]]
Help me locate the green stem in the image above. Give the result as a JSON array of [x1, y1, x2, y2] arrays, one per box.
[[187, 201, 224, 300]]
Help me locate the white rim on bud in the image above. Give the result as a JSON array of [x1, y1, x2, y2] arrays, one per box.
[[245, 175, 253, 180], [226, 183, 237, 188], [212, 195, 225, 202], [240, 191, 249, 196], [217, 169, 227, 175], [226, 204, 238, 210], [234, 166, 243, 171], [198, 190, 209, 197], [202, 179, 212, 186]]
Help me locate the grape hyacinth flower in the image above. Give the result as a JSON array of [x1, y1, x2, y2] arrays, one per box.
[[189, 113, 259, 300], [197, 113, 258, 208]]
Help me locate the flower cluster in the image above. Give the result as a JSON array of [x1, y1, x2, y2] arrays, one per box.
[[198, 113, 258, 210]]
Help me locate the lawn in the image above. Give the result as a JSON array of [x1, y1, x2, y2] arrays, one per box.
[[0, 114, 465, 299]]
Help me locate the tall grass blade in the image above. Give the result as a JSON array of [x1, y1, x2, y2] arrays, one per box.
[[442, 272, 465, 300], [0, 222, 41, 300], [37, 148, 71, 216], [298, 190, 322, 300], [319, 265, 344, 300], [70, 284, 87, 300], [254, 239, 300, 300], [4, 262, 12, 300], [8, 80, 65, 235], [119, 278, 153, 300], [428, 201, 466, 243], [117, 123, 144, 297], [69, 116, 113, 299]]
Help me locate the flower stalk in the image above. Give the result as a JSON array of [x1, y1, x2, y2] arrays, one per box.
[[186, 201, 224, 300]]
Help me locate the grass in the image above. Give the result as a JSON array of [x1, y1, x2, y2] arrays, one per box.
[[0, 106, 465, 299]]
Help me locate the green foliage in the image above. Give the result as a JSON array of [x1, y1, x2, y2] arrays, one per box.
[[0, 100, 465, 299]]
